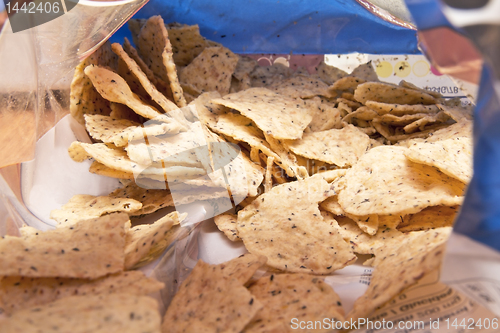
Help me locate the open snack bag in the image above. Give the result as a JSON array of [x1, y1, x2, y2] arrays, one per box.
[[0, 0, 500, 331]]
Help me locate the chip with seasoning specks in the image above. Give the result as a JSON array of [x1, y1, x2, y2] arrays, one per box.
[[124, 211, 181, 269], [283, 124, 371, 167], [354, 81, 439, 105], [211, 87, 312, 140], [179, 46, 239, 95], [245, 273, 345, 333], [237, 176, 356, 274], [337, 146, 465, 216], [84, 65, 164, 120], [162, 259, 262, 333], [0, 213, 127, 279], [0, 293, 161, 333], [50, 194, 142, 226], [346, 227, 451, 325], [0, 271, 164, 315]]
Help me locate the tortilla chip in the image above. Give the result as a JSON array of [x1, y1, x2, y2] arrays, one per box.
[[109, 183, 229, 216], [337, 97, 362, 111], [403, 111, 451, 134], [214, 213, 241, 242], [345, 213, 379, 236], [0, 213, 127, 278], [162, 260, 262, 333], [316, 60, 348, 85], [166, 23, 211, 66], [350, 61, 379, 81], [335, 215, 405, 255], [0, 293, 161, 333], [124, 211, 179, 269], [437, 102, 473, 121], [210, 112, 280, 161], [112, 43, 180, 115], [342, 106, 378, 124], [136, 16, 186, 107], [271, 75, 331, 99], [283, 125, 371, 167], [189, 91, 226, 128], [122, 37, 172, 99], [375, 113, 431, 127], [320, 196, 345, 216], [88, 161, 134, 180], [245, 273, 345, 333], [237, 177, 356, 274], [0, 271, 164, 315], [404, 137, 472, 183], [421, 117, 472, 142], [50, 194, 142, 226], [336, 146, 465, 216], [68, 142, 205, 181], [365, 101, 440, 116], [84, 65, 163, 120], [84, 114, 139, 143], [346, 227, 451, 324], [329, 76, 367, 92], [399, 80, 443, 98], [125, 122, 207, 166], [212, 87, 312, 140], [264, 155, 274, 193], [304, 97, 343, 132], [216, 253, 267, 284], [398, 206, 458, 232], [179, 46, 239, 95], [372, 119, 450, 144], [249, 62, 294, 87], [234, 56, 258, 81], [354, 82, 439, 105], [265, 133, 308, 179], [69, 42, 116, 124]]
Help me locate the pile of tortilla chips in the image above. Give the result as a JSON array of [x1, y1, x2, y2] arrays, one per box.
[[4, 15, 474, 331], [0, 212, 182, 332]]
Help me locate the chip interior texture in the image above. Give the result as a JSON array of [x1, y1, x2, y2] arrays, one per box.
[[166, 23, 211, 67], [354, 82, 438, 105], [69, 41, 116, 124], [214, 212, 241, 242], [212, 87, 312, 140], [162, 260, 263, 333], [404, 137, 472, 184], [135, 15, 186, 107], [68, 142, 206, 181], [0, 271, 164, 315], [283, 124, 371, 167], [50, 194, 142, 226], [216, 253, 268, 285], [179, 46, 239, 95], [346, 227, 452, 325], [236, 177, 356, 274], [0, 293, 161, 333], [245, 273, 345, 333], [124, 211, 179, 269], [337, 146, 465, 216], [0, 213, 127, 278], [84, 65, 163, 120], [397, 206, 458, 232], [271, 75, 331, 99], [84, 114, 140, 144]]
